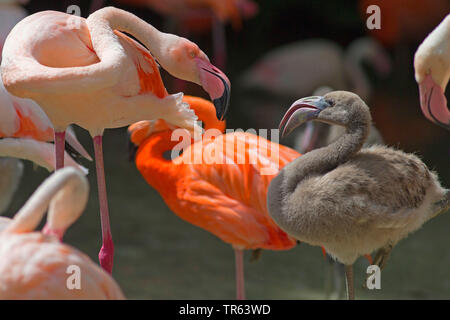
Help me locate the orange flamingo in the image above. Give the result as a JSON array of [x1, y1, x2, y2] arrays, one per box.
[[128, 96, 299, 299], [1, 7, 230, 274], [0, 167, 125, 299]]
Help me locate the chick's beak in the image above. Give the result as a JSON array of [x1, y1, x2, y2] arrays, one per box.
[[195, 57, 231, 121], [279, 96, 330, 138]]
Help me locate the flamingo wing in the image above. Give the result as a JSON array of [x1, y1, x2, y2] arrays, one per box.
[[115, 31, 168, 99], [173, 132, 300, 249]]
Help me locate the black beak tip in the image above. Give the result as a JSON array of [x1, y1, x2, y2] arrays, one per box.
[[212, 77, 230, 121]]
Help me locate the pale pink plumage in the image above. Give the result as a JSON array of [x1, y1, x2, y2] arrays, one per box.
[[0, 168, 124, 299]]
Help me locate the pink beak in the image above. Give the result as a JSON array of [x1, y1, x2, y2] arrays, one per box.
[[196, 57, 231, 121], [418, 74, 450, 130]]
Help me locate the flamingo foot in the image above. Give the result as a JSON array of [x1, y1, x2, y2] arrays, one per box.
[[99, 233, 114, 274]]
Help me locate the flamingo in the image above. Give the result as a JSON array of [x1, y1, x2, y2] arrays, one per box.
[[1, 6, 230, 274], [0, 167, 125, 299], [267, 91, 449, 299], [414, 14, 450, 130], [128, 95, 299, 300], [128, 96, 300, 299]]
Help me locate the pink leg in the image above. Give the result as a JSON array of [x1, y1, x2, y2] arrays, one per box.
[[54, 131, 66, 170], [93, 135, 114, 274], [234, 248, 245, 300]]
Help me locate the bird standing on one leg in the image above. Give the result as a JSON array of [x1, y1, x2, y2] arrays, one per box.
[[1, 7, 230, 273], [268, 91, 448, 300]]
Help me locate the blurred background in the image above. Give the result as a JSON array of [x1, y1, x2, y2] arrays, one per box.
[[2, 0, 449, 299]]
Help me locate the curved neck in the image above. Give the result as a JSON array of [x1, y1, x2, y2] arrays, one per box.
[[4, 168, 87, 234], [136, 131, 183, 194], [87, 7, 166, 70], [284, 121, 368, 192]]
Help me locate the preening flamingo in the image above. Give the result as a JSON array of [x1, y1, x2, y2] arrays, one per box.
[[0, 167, 125, 299], [128, 96, 299, 300], [268, 91, 449, 299], [294, 86, 384, 299], [1, 6, 230, 273], [414, 14, 450, 130]]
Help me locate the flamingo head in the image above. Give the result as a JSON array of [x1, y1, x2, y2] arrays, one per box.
[[414, 62, 450, 130], [159, 35, 231, 121], [413, 15, 450, 130], [279, 91, 371, 138], [127, 119, 172, 161]]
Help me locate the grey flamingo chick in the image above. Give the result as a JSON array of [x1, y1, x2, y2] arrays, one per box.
[[267, 91, 449, 300]]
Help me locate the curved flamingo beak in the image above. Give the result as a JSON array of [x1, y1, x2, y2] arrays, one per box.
[[195, 58, 231, 121], [418, 74, 450, 130], [279, 96, 330, 137]]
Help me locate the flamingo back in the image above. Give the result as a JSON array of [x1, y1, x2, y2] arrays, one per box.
[[167, 132, 300, 250]]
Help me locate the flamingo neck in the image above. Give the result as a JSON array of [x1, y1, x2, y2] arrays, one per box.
[[284, 120, 368, 193], [135, 131, 183, 195], [87, 7, 166, 69], [4, 168, 87, 235]]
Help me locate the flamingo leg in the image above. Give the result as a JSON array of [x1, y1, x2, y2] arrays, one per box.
[[234, 248, 245, 300], [93, 135, 114, 274], [373, 244, 393, 270], [54, 131, 66, 170], [344, 264, 354, 300]]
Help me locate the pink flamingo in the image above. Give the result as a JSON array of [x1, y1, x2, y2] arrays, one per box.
[[414, 14, 450, 130], [0, 167, 125, 299], [1, 6, 230, 273]]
